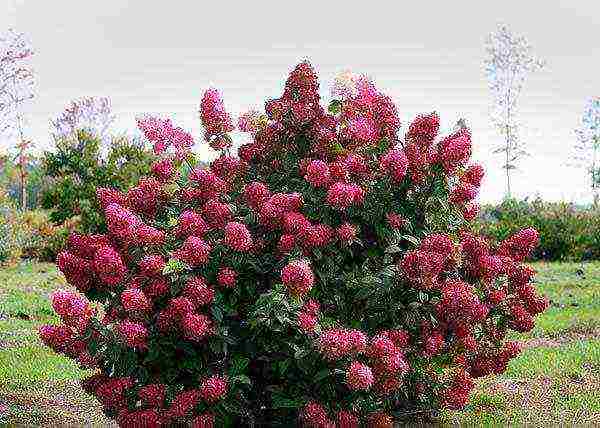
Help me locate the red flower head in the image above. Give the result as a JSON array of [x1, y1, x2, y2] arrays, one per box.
[[217, 267, 237, 288], [38, 324, 73, 353], [298, 311, 318, 333], [199, 375, 228, 403], [167, 389, 201, 419], [497, 228, 539, 262], [144, 279, 170, 299], [200, 88, 234, 142], [117, 409, 161, 428], [175, 210, 209, 238], [305, 160, 331, 188], [121, 288, 151, 313], [211, 155, 246, 181], [202, 199, 232, 230], [343, 153, 370, 177], [380, 149, 408, 182], [337, 223, 358, 244], [400, 250, 445, 288], [329, 161, 349, 182], [174, 236, 212, 267], [244, 181, 270, 210], [441, 370, 474, 410], [462, 164, 484, 187], [117, 321, 148, 349], [191, 413, 215, 428], [281, 260, 315, 297], [278, 234, 296, 254], [317, 329, 355, 360], [137, 115, 174, 153], [420, 234, 455, 261], [97, 188, 128, 210], [450, 182, 478, 205], [138, 383, 166, 408], [438, 128, 472, 173], [182, 313, 212, 342], [51, 289, 91, 328], [337, 410, 360, 428], [326, 182, 364, 210], [93, 246, 126, 286], [224, 221, 253, 252], [183, 277, 215, 307], [509, 304, 534, 332], [127, 178, 162, 218], [346, 116, 379, 144], [346, 361, 374, 390], [139, 255, 166, 277], [151, 158, 177, 181], [407, 112, 440, 147], [301, 401, 332, 428], [57, 251, 92, 292], [463, 203, 480, 221]]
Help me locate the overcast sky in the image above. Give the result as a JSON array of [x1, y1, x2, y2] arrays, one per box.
[[2, 0, 599, 202]]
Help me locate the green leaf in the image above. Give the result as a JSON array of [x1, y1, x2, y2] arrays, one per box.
[[232, 375, 252, 386], [402, 234, 421, 247], [328, 99, 342, 114], [314, 368, 330, 382], [163, 258, 188, 275]]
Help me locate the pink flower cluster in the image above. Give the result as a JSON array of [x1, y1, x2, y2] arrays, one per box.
[[281, 259, 315, 297], [137, 115, 194, 158], [301, 401, 392, 428], [200, 88, 234, 146], [339, 75, 401, 146]]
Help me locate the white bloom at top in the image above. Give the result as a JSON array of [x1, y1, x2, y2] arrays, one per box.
[[330, 70, 358, 100]]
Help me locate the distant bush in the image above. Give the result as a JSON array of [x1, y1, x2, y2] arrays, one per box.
[[0, 189, 43, 266], [40, 130, 153, 234], [0, 187, 77, 265], [19, 210, 80, 262], [474, 198, 600, 261]]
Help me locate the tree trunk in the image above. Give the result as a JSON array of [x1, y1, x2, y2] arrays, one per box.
[[20, 165, 27, 210], [506, 150, 511, 199], [505, 118, 512, 199], [15, 111, 27, 211]]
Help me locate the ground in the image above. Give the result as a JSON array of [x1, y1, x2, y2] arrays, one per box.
[[0, 261, 598, 426]]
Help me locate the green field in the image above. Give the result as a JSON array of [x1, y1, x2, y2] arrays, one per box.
[[0, 261, 598, 426]]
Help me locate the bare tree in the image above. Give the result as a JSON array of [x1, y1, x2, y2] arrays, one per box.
[[571, 97, 600, 206], [484, 24, 544, 198], [51, 96, 115, 146], [0, 29, 35, 210]]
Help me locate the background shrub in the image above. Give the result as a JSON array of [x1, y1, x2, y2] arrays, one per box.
[[474, 198, 600, 261], [40, 130, 154, 234], [0, 189, 39, 266], [19, 210, 80, 262]]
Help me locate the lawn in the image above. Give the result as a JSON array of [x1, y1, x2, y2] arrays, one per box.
[[0, 261, 598, 426]]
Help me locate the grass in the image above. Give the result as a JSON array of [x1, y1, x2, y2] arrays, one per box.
[[0, 261, 113, 426], [0, 260, 598, 425]]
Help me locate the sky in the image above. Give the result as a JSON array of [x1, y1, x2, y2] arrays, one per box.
[[1, 0, 599, 203]]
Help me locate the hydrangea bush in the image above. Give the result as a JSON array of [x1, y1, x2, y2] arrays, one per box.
[[40, 62, 548, 427]]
